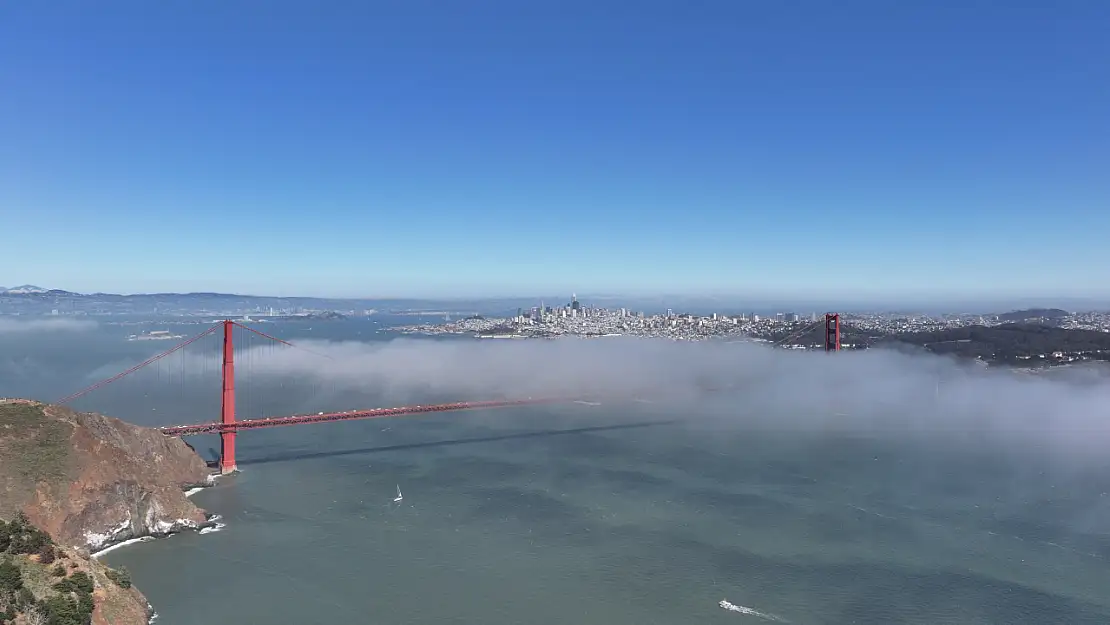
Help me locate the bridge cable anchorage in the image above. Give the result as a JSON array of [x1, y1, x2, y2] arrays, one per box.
[[56, 322, 222, 405]]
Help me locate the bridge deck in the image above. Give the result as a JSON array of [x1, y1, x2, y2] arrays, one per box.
[[159, 397, 567, 436]]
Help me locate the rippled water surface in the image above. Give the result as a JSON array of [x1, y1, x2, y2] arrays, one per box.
[[3, 317, 1108, 624]]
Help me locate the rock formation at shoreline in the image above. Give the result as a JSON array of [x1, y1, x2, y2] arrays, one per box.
[[1, 398, 215, 624]]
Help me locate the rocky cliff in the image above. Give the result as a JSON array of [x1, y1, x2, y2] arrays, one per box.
[[0, 398, 217, 624]]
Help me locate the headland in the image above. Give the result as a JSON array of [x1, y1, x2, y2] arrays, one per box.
[[0, 399, 219, 624]]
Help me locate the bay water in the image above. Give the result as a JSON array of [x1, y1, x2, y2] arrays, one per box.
[[2, 316, 1108, 623]]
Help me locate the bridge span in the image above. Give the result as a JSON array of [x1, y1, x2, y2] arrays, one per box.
[[58, 315, 841, 474], [158, 397, 568, 436]]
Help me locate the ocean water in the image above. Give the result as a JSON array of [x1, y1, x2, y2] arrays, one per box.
[[3, 316, 1109, 624]]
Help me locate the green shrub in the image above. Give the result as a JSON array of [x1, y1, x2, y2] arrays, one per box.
[[77, 590, 95, 617], [10, 513, 28, 531], [41, 595, 82, 625], [37, 543, 55, 564], [41, 591, 93, 625], [68, 572, 93, 595], [0, 558, 22, 592], [104, 566, 132, 589], [9, 527, 51, 556]]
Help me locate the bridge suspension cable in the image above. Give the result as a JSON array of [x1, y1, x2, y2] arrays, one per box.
[[56, 323, 222, 405], [771, 313, 843, 351], [772, 318, 823, 347], [231, 321, 335, 361]]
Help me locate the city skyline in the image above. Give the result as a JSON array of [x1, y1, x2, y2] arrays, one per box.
[[2, 2, 1108, 299]]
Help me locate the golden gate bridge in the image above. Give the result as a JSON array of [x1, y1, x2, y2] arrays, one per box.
[[55, 315, 842, 475]]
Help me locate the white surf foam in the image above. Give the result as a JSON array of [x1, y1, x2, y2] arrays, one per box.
[[199, 522, 226, 535], [91, 536, 155, 558]]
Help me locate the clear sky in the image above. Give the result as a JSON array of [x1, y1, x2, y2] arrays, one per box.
[[1, 1, 1107, 301]]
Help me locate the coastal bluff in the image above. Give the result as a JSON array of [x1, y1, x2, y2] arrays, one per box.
[[0, 398, 215, 624]]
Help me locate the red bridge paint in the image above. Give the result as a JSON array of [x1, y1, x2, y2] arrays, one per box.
[[159, 397, 567, 437], [220, 319, 237, 473]]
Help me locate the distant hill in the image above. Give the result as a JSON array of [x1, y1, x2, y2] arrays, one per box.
[[879, 323, 1110, 364], [771, 320, 1110, 366], [0, 288, 561, 317], [0, 285, 49, 294], [996, 308, 1069, 323]]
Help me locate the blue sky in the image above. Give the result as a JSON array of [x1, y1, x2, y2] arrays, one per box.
[[1, 1, 1107, 302]]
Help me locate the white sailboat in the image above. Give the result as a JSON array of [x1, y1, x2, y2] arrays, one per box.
[[393, 484, 403, 503]]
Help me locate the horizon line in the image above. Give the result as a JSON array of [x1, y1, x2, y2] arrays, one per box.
[[1, 286, 1107, 314]]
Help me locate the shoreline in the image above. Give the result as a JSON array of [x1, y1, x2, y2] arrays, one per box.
[[85, 472, 228, 625], [89, 472, 227, 559]]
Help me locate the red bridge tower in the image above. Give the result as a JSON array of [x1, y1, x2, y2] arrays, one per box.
[[220, 319, 238, 473], [824, 313, 841, 352]]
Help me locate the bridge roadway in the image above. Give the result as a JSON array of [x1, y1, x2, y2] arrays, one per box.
[[158, 397, 570, 436]]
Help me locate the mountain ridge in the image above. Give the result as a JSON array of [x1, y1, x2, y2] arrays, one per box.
[[3, 285, 1109, 315], [0, 285, 49, 295]]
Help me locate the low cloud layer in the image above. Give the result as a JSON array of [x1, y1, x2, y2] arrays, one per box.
[[0, 317, 98, 334], [178, 337, 1110, 462]]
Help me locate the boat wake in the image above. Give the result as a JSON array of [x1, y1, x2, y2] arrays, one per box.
[[719, 600, 788, 622]]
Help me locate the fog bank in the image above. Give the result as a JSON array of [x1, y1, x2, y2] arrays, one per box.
[[0, 317, 98, 333], [176, 337, 1110, 460]]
